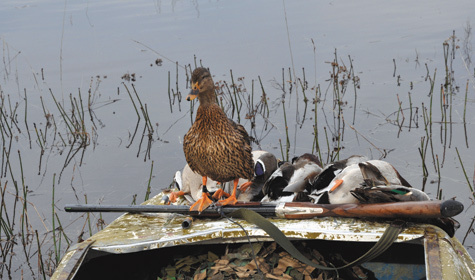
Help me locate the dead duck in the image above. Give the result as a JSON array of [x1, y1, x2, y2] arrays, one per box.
[[183, 67, 254, 211], [310, 155, 368, 194], [262, 153, 322, 202], [350, 185, 430, 203], [171, 151, 276, 203], [238, 151, 279, 202], [170, 164, 225, 204], [310, 158, 417, 204]]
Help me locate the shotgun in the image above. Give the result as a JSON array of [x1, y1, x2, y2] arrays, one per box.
[[64, 199, 463, 219]]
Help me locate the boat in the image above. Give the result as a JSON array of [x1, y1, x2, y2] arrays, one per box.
[[52, 192, 475, 280]]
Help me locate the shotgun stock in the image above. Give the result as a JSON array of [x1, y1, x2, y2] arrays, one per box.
[[65, 200, 463, 219]]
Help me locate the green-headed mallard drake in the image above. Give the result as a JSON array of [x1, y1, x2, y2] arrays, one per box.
[[183, 67, 253, 211], [310, 158, 427, 204]]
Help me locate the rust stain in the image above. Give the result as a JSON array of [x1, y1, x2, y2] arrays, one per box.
[[424, 227, 442, 279]]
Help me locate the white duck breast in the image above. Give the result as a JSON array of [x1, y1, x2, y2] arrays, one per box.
[[283, 161, 322, 193], [310, 159, 412, 204], [325, 164, 362, 204], [178, 164, 222, 202]]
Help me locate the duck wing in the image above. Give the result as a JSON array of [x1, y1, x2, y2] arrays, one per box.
[[229, 119, 251, 145], [351, 185, 430, 203], [262, 162, 294, 200], [283, 166, 322, 193], [310, 155, 367, 191], [358, 161, 390, 186]]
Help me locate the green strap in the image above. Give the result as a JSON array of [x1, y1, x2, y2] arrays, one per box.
[[229, 208, 404, 271]]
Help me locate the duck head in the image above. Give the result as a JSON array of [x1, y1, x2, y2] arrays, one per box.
[[187, 67, 216, 105], [253, 152, 279, 184], [237, 151, 279, 202]]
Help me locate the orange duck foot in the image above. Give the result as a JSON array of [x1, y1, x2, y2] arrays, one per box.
[[190, 192, 212, 212], [217, 194, 238, 206], [238, 181, 252, 193], [169, 191, 186, 203], [212, 188, 230, 200]]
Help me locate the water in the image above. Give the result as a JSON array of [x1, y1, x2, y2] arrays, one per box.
[[1, 0, 474, 278]]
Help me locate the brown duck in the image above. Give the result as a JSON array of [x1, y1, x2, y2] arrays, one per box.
[[183, 67, 253, 211]]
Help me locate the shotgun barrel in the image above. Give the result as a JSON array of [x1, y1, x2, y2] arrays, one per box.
[[64, 200, 463, 219]]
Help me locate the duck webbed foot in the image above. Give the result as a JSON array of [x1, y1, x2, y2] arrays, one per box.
[[189, 176, 213, 212], [238, 181, 252, 192], [189, 189, 212, 212], [212, 187, 230, 200], [217, 178, 240, 206], [169, 191, 186, 203]]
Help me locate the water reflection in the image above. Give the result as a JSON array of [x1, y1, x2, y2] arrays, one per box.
[[0, 0, 474, 278]]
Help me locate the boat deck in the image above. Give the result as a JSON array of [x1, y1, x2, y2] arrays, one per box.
[[52, 193, 475, 280]]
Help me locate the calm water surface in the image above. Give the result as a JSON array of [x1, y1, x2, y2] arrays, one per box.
[[1, 0, 475, 277]]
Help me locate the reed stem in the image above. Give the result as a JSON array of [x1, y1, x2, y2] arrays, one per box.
[[144, 161, 154, 201]]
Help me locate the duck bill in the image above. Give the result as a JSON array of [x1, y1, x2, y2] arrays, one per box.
[[186, 89, 199, 101]]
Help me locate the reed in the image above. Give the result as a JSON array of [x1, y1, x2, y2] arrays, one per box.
[[55, 212, 71, 248], [168, 71, 173, 113], [312, 85, 322, 160], [257, 76, 269, 118], [323, 127, 331, 163], [35, 230, 47, 280], [282, 100, 290, 162], [51, 173, 60, 264], [144, 161, 154, 201], [23, 89, 32, 149], [132, 84, 154, 134], [299, 68, 308, 103], [455, 147, 474, 197], [439, 85, 447, 166], [49, 88, 74, 135], [418, 139, 428, 192], [18, 150, 29, 255], [84, 195, 93, 237], [426, 68, 437, 172], [435, 155, 441, 200], [348, 55, 358, 125], [123, 83, 141, 148], [230, 69, 241, 123], [395, 94, 404, 137], [408, 91, 413, 131], [463, 79, 469, 148]]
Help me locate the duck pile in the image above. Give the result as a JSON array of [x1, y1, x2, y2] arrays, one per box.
[[171, 152, 430, 207]]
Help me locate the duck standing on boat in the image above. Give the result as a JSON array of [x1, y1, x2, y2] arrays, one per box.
[[171, 150, 278, 203], [183, 67, 254, 211]]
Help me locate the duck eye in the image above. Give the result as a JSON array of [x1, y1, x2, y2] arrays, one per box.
[[193, 82, 200, 90]]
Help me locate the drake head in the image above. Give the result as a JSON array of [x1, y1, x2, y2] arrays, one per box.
[[187, 67, 216, 104]]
